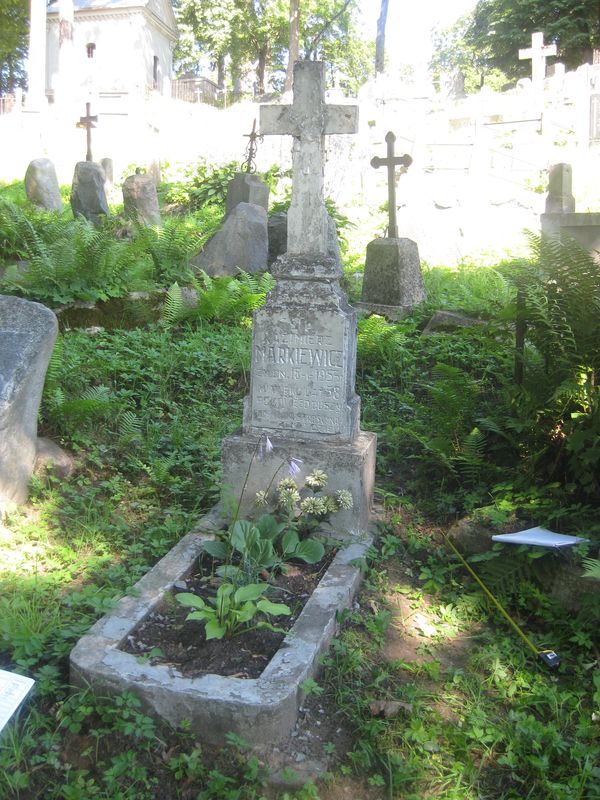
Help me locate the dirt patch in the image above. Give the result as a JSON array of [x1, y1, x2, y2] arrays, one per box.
[[121, 552, 334, 679]]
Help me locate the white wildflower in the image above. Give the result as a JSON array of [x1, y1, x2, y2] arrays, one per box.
[[336, 489, 354, 510], [305, 469, 328, 490]]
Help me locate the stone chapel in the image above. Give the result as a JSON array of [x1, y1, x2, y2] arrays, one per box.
[[33, 0, 178, 109]]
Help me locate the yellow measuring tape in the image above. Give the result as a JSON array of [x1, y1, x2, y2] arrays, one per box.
[[439, 530, 560, 669]]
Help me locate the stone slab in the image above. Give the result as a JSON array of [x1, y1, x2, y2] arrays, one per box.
[[0, 296, 58, 511], [541, 212, 600, 258], [70, 161, 109, 226], [226, 173, 269, 215], [243, 254, 360, 442], [70, 507, 373, 746], [24, 158, 63, 212], [192, 202, 268, 276], [122, 172, 161, 226], [361, 237, 426, 310], [221, 430, 376, 535]]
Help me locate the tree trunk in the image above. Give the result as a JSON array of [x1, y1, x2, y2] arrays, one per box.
[[256, 45, 268, 95], [375, 0, 389, 74], [217, 54, 225, 90], [284, 0, 300, 92]]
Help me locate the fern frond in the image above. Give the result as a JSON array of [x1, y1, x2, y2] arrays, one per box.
[[161, 282, 185, 326]]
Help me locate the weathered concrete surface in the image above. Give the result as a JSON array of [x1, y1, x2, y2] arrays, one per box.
[[268, 212, 342, 267], [260, 61, 358, 257], [34, 437, 75, 479], [122, 172, 161, 226], [545, 162, 575, 213], [70, 161, 109, 226], [0, 296, 58, 512], [421, 310, 487, 335], [359, 238, 425, 314], [222, 430, 376, 535], [226, 173, 269, 215], [24, 158, 63, 212], [192, 202, 268, 276], [70, 508, 373, 746], [541, 212, 600, 260]]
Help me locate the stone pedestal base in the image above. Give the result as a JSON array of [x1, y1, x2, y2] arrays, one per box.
[[360, 237, 425, 311], [221, 430, 376, 535]]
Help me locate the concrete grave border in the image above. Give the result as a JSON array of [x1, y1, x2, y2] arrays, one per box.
[[70, 507, 372, 746]]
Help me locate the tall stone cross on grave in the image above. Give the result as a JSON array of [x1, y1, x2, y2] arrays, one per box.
[[76, 102, 97, 162], [260, 60, 358, 255], [519, 32, 557, 90], [221, 60, 376, 536], [370, 131, 412, 239]]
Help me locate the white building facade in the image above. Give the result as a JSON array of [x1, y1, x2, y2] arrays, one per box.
[[45, 0, 178, 107]]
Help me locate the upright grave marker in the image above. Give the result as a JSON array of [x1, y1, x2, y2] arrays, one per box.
[[76, 102, 97, 162], [519, 32, 557, 90], [221, 61, 375, 533], [357, 131, 425, 319]]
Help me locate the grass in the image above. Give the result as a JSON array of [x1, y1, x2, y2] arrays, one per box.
[[0, 185, 599, 798]]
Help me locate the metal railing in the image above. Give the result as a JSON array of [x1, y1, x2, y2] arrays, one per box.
[[171, 77, 220, 106], [0, 95, 16, 115]]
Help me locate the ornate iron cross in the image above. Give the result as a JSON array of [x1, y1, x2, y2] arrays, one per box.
[[76, 102, 97, 162], [243, 118, 263, 173], [371, 131, 412, 239]]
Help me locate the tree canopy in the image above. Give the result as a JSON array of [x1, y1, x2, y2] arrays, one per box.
[[432, 0, 600, 93], [174, 0, 372, 96], [0, 0, 28, 94]]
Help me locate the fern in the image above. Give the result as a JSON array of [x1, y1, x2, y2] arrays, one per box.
[[581, 557, 600, 581], [161, 282, 185, 327]]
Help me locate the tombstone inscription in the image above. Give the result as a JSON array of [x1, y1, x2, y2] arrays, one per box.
[[221, 61, 375, 533]]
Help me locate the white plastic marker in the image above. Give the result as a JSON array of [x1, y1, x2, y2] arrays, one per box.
[[492, 527, 590, 548], [0, 669, 35, 733]]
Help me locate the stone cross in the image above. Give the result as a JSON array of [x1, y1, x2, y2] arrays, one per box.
[[76, 102, 97, 162], [370, 132, 412, 239], [260, 60, 358, 256], [519, 32, 557, 89]]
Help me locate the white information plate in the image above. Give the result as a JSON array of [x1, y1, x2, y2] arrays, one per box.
[[492, 527, 590, 549], [0, 669, 35, 732]]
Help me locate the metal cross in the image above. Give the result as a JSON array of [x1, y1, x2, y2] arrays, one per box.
[[76, 102, 97, 162], [243, 118, 263, 173], [371, 131, 412, 239]]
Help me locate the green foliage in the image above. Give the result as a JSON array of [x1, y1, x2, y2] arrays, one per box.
[[0, 199, 141, 306], [194, 270, 275, 323], [0, 0, 28, 93], [464, 0, 600, 81], [176, 581, 290, 640]]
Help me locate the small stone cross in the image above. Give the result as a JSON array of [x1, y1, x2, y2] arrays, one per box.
[[76, 102, 97, 162], [260, 61, 358, 256], [519, 32, 557, 89], [371, 132, 412, 239]]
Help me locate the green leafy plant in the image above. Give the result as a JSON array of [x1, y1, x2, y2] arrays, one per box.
[[175, 582, 290, 640]]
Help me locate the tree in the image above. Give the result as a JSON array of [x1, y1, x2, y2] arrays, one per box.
[[0, 0, 28, 94], [175, 0, 371, 97], [284, 0, 300, 91], [464, 0, 600, 80], [375, 0, 389, 74]]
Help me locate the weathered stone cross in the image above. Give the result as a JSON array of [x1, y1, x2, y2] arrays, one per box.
[[76, 102, 97, 162], [371, 131, 412, 239], [519, 32, 557, 89], [260, 61, 358, 257]]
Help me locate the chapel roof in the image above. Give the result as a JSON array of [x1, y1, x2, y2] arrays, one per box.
[[47, 0, 165, 13]]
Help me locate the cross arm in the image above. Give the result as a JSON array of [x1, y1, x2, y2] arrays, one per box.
[[371, 154, 412, 169]]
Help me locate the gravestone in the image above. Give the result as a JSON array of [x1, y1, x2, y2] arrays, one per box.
[[541, 162, 600, 259], [100, 157, 116, 202], [71, 162, 110, 226], [122, 172, 161, 226], [221, 61, 376, 533], [357, 131, 426, 319], [0, 296, 58, 513], [76, 102, 97, 162], [191, 202, 268, 276], [24, 158, 63, 212], [545, 163, 575, 213], [226, 173, 269, 215]]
